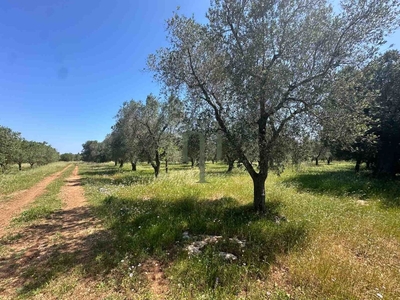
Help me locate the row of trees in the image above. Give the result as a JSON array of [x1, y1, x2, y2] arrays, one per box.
[[0, 126, 59, 172], [83, 48, 400, 179], [83, 0, 399, 212], [82, 94, 183, 177]]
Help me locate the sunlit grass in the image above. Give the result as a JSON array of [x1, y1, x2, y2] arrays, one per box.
[[2, 161, 399, 299], [76, 161, 400, 299]]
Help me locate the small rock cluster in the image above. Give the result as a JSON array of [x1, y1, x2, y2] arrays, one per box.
[[182, 231, 246, 261]]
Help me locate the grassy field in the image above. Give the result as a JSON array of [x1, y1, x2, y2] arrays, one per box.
[[0, 162, 71, 197], [2, 161, 399, 299], [78, 161, 399, 299]]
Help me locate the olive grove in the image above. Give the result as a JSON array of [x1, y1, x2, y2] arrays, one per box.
[[148, 0, 400, 212]]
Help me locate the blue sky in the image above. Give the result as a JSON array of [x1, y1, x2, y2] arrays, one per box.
[[0, 0, 399, 154]]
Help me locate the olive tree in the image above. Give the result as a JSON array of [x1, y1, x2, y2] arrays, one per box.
[[149, 0, 400, 212], [112, 101, 143, 170], [368, 50, 400, 176], [111, 94, 183, 177]]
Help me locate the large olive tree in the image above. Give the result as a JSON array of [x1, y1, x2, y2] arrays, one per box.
[[149, 0, 399, 212]]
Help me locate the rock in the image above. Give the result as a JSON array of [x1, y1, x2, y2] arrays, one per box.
[[219, 252, 237, 260]]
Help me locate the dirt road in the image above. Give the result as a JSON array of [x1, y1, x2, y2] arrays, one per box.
[[60, 165, 86, 209], [0, 165, 108, 299], [0, 165, 71, 237]]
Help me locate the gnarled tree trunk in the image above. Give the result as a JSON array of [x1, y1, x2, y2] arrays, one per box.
[[131, 161, 137, 171], [151, 150, 161, 178]]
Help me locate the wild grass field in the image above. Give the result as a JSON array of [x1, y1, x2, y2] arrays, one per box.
[[1, 161, 399, 299]]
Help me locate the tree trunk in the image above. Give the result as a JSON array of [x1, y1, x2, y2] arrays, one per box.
[[165, 159, 168, 173], [315, 157, 319, 166], [30, 163, 34, 168], [227, 160, 234, 172], [114, 160, 118, 166], [375, 143, 396, 177], [131, 161, 137, 171], [151, 150, 161, 178], [18, 162, 22, 171], [119, 160, 124, 168], [252, 175, 267, 213], [355, 158, 361, 172], [190, 158, 194, 168]]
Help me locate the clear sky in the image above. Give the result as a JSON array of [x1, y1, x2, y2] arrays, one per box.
[[0, 0, 399, 154]]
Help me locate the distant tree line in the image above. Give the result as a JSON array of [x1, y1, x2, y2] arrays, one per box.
[[59, 152, 81, 162], [0, 126, 59, 172]]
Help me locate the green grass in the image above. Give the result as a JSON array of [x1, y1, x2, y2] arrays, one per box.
[[1, 161, 399, 299], [0, 162, 71, 197], [76, 161, 400, 299]]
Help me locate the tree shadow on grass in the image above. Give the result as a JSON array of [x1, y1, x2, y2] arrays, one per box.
[[79, 164, 120, 176], [0, 207, 121, 297], [79, 171, 154, 187], [283, 169, 400, 207], [0, 196, 307, 297], [95, 196, 307, 291]]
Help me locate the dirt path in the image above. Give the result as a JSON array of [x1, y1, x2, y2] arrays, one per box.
[[0, 164, 71, 237], [0, 165, 170, 299], [0, 165, 114, 299], [60, 165, 86, 210]]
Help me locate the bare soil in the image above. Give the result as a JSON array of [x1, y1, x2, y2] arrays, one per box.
[[142, 259, 170, 299], [0, 165, 71, 237], [60, 166, 87, 210]]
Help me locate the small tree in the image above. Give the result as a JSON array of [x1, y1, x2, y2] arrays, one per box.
[[139, 94, 183, 177], [14, 139, 29, 170], [111, 94, 183, 177], [112, 101, 143, 170]]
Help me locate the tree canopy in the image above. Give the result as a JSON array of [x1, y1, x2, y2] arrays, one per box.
[[0, 126, 59, 171]]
